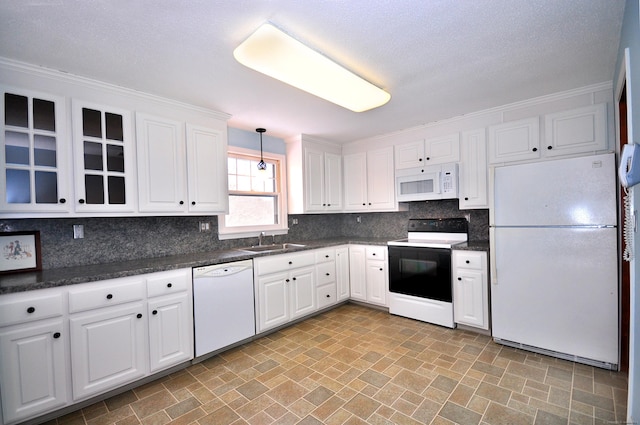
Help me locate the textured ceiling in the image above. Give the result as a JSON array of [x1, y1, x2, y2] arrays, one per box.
[[0, 0, 626, 143]]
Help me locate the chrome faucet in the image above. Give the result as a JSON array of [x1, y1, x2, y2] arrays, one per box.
[[258, 231, 266, 246]]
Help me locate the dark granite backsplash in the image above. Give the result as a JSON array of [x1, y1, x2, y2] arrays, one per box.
[[0, 200, 488, 269]]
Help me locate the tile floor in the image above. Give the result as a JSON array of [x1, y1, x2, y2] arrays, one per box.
[[47, 303, 628, 425]]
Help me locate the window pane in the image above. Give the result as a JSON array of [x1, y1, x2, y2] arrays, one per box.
[[84, 141, 103, 170], [236, 158, 251, 176], [6, 169, 30, 203], [35, 171, 58, 203], [85, 174, 104, 204], [226, 195, 278, 227], [227, 157, 236, 174], [105, 112, 123, 141], [106, 144, 124, 172], [237, 175, 251, 192], [108, 176, 126, 204]]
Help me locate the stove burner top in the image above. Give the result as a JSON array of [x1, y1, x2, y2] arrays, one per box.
[[388, 218, 468, 248]]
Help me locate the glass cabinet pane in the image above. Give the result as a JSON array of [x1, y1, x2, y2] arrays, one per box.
[[35, 171, 58, 203], [5, 131, 30, 165], [33, 99, 55, 131], [85, 175, 104, 204], [84, 141, 103, 170], [5, 93, 28, 128], [108, 176, 125, 204], [6, 169, 30, 203], [105, 113, 123, 141], [106, 144, 124, 172], [34, 135, 57, 167], [82, 108, 102, 138]]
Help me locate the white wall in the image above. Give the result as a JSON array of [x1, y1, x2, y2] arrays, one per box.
[[614, 0, 640, 421]]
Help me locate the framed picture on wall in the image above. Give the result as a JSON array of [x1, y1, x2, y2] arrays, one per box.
[[0, 231, 42, 274]]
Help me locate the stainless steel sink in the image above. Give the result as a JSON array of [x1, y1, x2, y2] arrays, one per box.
[[237, 243, 306, 253]]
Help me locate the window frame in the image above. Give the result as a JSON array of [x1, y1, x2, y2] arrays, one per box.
[[218, 146, 288, 240]]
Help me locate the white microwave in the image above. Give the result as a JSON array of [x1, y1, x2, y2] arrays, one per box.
[[396, 163, 458, 202]]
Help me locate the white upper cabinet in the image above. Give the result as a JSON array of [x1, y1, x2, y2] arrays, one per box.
[[185, 124, 228, 213], [344, 146, 395, 212], [136, 115, 228, 214], [287, 136, 342, 214], [488, 117, 540, 164], [459, 128, 488, 209], [544, 103, 607, 157], [1, 87, 71, 214], [71, 99, 136, 213], [394, 133, 460, 169], [136, 113, 187, 212]]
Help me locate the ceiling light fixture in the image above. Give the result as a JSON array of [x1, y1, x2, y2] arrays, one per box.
[[256, 128, 267, 171], [234, 23, 391, 112]]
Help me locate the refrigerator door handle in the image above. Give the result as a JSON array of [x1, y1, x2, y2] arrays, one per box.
[[489, 227, 497, 285]]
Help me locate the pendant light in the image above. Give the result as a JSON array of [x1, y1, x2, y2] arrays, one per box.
[[256, 128, 267, 171]]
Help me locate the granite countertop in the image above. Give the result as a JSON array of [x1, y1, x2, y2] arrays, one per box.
[[453, 240, 490, 252], [0, 238, 391, 294]]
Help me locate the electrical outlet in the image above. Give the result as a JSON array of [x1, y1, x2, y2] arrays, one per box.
[[73, 224, 84, 239], [292, 218, 298, 225], [356, 216, 361, 223], [199, 222, 211, 232]]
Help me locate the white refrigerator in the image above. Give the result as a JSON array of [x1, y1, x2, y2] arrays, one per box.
[[490, 153, 619, 368]]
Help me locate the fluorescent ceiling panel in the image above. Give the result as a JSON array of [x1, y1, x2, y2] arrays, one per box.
[[234, 23, 391, 112]]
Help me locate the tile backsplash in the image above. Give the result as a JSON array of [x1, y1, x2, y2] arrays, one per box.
[[0, 200, 488, 269]]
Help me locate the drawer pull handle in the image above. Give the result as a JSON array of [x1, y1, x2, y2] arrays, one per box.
[[167, 283, 173, 288], [27, 306, 35, 314], [106, 294, 113, 300], [137, 313, 143, 319], [53, 332, 61, 339], [152, 310, 158, 315]]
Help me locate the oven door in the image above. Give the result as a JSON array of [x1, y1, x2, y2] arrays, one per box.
[[388, 245, 452, 302]]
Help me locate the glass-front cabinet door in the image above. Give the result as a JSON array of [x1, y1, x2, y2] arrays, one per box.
[[1, 87, 70, 213], [72, 100, 134, 213]]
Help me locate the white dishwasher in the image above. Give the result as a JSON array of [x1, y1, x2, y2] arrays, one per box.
[[193, 259, 256, 358]]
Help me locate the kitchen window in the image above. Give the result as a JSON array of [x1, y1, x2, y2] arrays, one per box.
[[218, 147, 288, 239]]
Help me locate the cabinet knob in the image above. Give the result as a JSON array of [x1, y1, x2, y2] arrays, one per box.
[[372, 253, 376, 256], [547, 145, 553, 150], [286, 279, 290, 283], [362, 203, 366, 206], [419, 158, 423, 162], [27, 306, 35, 314], [325, 255, 329, 258], [327, 203, 331, 206], [458, 277, 462, 281], [466, 260, 470, 264], [326, 294, 331, 298], [106, 294, 113, 300], [379, 268, 383, 271], [152, 310, 158, 315], [292, 277, 297, 281], [167, 283, 172, 288], [464, 197, 469, 201], [288, 261, 293, 265], [79, 199, 85, 204], [137, 313, 143, 319], [59, 198, 66, 204], [179, 201, 184, 205], [532, 147, 538, 152], [426, 157, 430, 161], [191, 201, 196, 205], [368, 202, 372, 205], [326, 273, 330, 276], [53, 332, 61, 339]]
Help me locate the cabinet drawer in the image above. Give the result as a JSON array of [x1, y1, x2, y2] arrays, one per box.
[[68, 278, 145, 313], [147, 269, 190, 298], [366, 246, 387, 260], [0, 290, 64, 327], [315, 249, 335, 263], [454, 252, 484, 269], [255, 252, 315, 275], [317, 284, 337, 309], [316, 261, 336, 286]]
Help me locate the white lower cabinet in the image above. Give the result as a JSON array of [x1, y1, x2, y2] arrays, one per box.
[[256, 266, 316, 333], [335, 246, 350, 302], [69, 301, 147, 400], [452, 250, 489, 330], [0, 268, 194, 424], [349, 245, 388, 307], [0, 289, 69, 425]]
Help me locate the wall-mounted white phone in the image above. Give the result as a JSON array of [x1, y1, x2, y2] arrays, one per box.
[[619, 143, 639, 261]]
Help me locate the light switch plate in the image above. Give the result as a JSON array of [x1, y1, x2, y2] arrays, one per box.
[[73, 224, 84, 239]]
